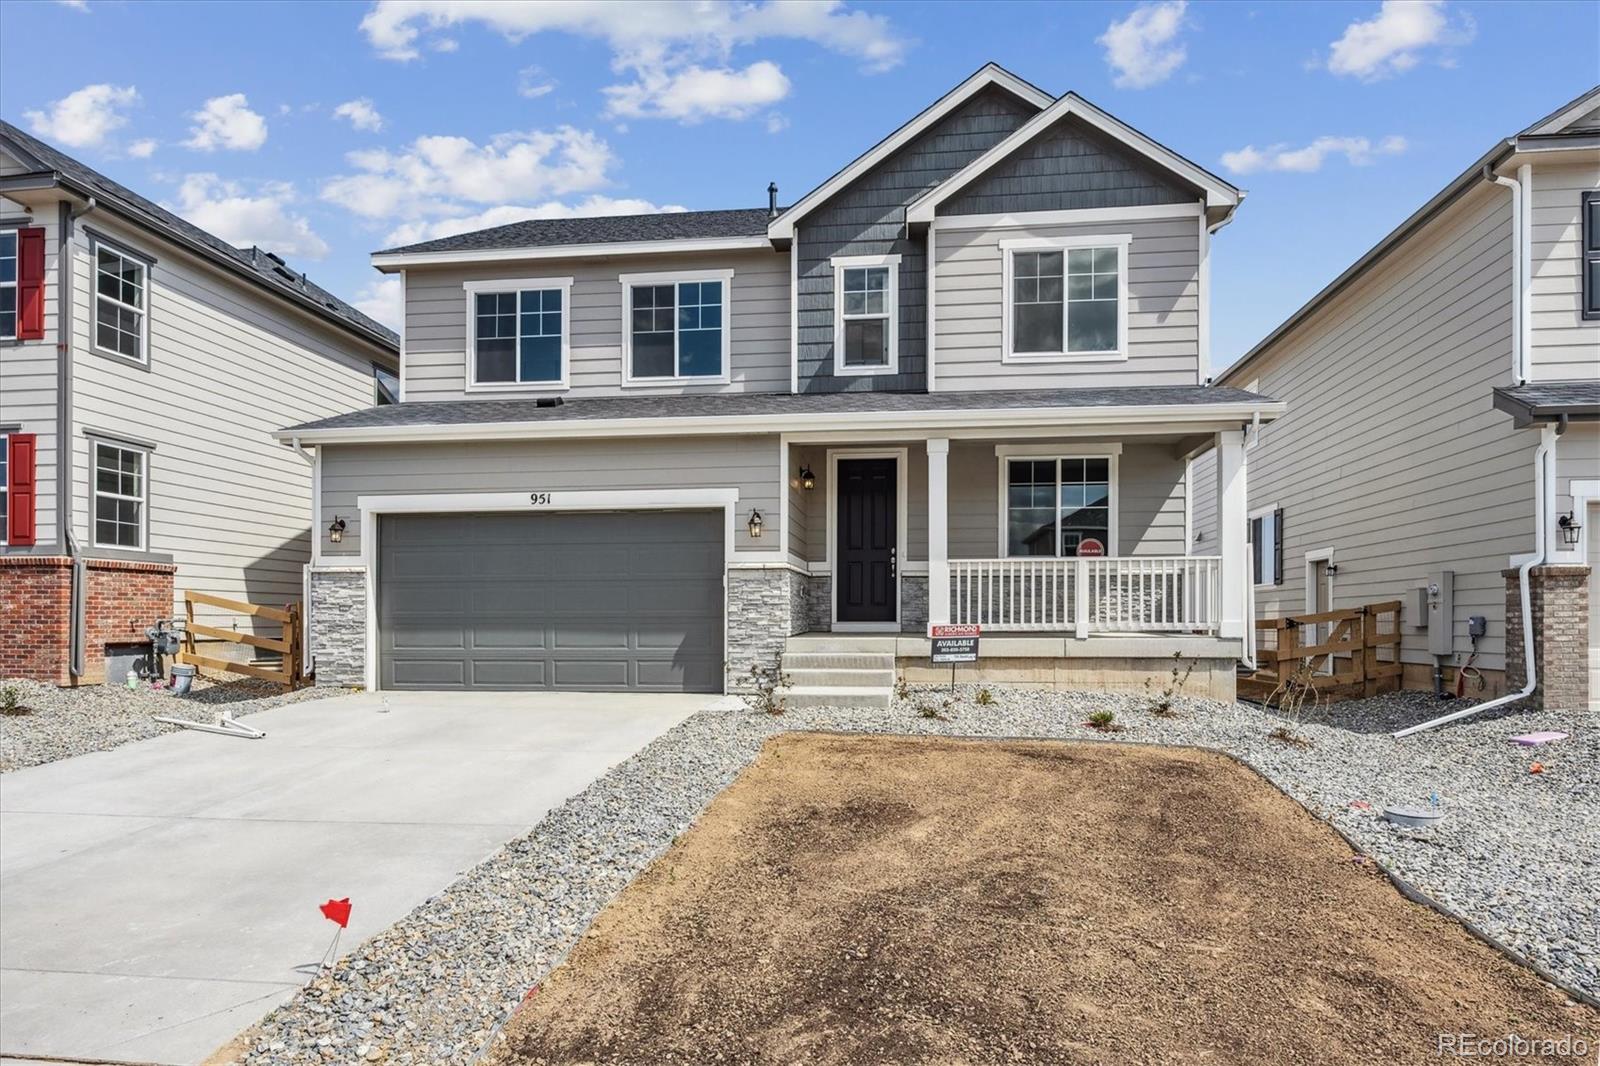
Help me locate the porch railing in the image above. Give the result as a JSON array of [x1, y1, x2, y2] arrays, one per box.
[[949, 556, 1221, 635]]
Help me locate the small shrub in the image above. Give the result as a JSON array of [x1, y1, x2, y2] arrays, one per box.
[[0, 684, 31, 717], [916, 703, 946, 720], [1086, 708, 1118, 732], [1144, 651, 1195, 717], [1266, 656, 1325, 743], [894, 673, 912, 703], [745, 660, 790, 716], [974, 687, 995, 707], [1268, 725, 1312, 749]]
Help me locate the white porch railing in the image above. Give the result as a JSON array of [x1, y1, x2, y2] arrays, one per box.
[[949, 556, 1221, 635]]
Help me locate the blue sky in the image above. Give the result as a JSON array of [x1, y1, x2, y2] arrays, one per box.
[[1, 0, 1594, 369]]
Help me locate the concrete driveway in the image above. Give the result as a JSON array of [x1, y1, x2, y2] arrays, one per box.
[[0, 690, 703, 1065]]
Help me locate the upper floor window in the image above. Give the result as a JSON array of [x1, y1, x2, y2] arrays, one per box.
[[621, 270, 731, 385], [1001, 235, 1130, 362], [1002, 455, 1115, 558], [93, 240, 149, 364], [464, 277, 572, 390], [831, 254, 899, 375], [0, 231, 16, 340], [1250, 506, 1284, 587], [1583, 191, 1599, 320], [374, 363, 399, 405], [93, 440, 148, 551]]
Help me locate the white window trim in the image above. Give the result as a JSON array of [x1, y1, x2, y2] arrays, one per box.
[[90, 237, 151, 366], [462, 277, 573, 392], [996, 452, 1120, 559], [831, 253, 900, 377], [1249, 502, 1280, 589], [999, 234, 1131, 364], [619, 268, 734, 387], [0, 229, 18, 342], [91, 439, 150, 552]]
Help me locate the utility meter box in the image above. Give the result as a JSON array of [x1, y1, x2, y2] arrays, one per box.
[[1405, 586, 1430, 632], [1427, 570, 1455, 656]]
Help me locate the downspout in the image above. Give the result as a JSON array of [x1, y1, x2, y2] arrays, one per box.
[[60, 195, 97, 679], [1485, 166, 1529, 384], [291, 436, 317, 679], [1394, 422, 1556, 738]]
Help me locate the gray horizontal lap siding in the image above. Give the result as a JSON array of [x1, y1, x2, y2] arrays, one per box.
[[797, 85, 1038, 394]]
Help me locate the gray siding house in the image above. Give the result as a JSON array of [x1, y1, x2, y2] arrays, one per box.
[[1194, 87, 1600, 714], [281, 64, 1283, 703], [0, 121, 398, 684]]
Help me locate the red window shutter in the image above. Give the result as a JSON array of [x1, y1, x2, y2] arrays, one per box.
[[17, 227, 46, 341], [7, 433, 37, 545]]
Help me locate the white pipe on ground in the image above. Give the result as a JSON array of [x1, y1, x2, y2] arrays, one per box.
[[1394, 424, 1555, 738]]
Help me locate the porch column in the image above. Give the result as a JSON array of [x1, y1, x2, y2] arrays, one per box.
[[1215, 429, 1248, 640], [927, 438, 950, 630]]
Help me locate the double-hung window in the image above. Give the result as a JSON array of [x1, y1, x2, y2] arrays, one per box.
[[1003, 455, 1115, 558], [93, 440, 148, 550], [831, 254, 898, 374], [0, 231, 17, 341], [621, 270, 731, 384], [466, 278, 571, 389], [1583, 191, 1599, 320], [94, 241, 149, 363], [1251, 506, 1284, 587], [1002, 235, 1130, 361]]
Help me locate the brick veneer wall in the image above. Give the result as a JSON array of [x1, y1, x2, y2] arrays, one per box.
[[1504, 565, 1591, 712], [1, 556, 176, 685]]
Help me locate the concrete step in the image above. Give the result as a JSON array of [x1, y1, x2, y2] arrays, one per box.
[[780, 651, 896, 672], [782, 667, 897, 689], [785, 635, 901, 653], [775, 685, 894, 710]]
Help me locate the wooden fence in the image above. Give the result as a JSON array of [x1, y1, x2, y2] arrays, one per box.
[[175, 590, 304, 688], [1240, 600, 1402, 702]]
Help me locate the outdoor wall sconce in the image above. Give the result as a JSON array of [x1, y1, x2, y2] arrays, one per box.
[[1326, 563, 1339, 576], [328, 516, 347, 544], [799, 465, 816, 491], [747, 510, 764, 538], [1558, 510, 1581, 546]]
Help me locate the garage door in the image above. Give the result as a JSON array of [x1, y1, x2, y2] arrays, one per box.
[[378, 511, 724, 692]]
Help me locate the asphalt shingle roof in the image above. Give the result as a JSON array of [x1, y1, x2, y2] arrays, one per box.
[[0, 119, 397, 351], [1492, 381, 1600, 421], [284, 385, 1273, 435], [378, 207, 778, 256]]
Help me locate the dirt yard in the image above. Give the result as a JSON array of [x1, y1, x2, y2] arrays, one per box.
[[490, 735, 1597, 1065]]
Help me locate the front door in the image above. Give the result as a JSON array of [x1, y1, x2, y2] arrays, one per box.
[[836, 458, 897, 624]]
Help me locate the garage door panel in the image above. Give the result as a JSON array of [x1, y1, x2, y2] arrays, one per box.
[[379, 511, 724, 692]]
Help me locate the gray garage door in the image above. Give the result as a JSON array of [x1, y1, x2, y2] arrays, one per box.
[[378, 511, 724, 692]]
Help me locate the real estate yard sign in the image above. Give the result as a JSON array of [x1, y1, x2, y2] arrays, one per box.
[[930, 624, 980, 664]]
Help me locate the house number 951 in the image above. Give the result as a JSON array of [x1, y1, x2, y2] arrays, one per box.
[[529, 492, 552, 505]]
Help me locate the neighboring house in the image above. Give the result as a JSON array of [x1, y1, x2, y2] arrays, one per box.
[[1194, 87, 1600, 713], [279, 64, 1283, 702], [0, 121, 399, 685]]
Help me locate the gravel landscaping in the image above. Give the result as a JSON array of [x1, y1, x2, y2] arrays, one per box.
[[225, 686, 1598, 1065], [0, 676, 337, 772]]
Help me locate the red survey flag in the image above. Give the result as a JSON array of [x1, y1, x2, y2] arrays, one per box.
[[320, 898, 352, 928]]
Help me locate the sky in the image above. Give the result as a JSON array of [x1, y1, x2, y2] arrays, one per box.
[[0, 0, 1594, 371]]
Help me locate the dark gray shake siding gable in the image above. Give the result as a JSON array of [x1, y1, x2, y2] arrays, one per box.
[[796, 85, 1039, 393], [938, 115, 1197, 216]]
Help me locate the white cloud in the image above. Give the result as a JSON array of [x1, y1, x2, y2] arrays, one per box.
[[333, 98, 385, 132], [382, 195, 688, 247], [765, 112, 789, 134], [1098, 1, 1189, 89], [358, 1, 905, 123], [170, 173, 329, 258], [185, 93, 268, 151], [56, 0, 90, 10], [352, 276, 403, 329], [604, 61, 790, 122], [1221, 134, 1407, 175], [127, 138, 158, 159], [23, 83, 138, 147], [1327, 0, 1475, 81], [518, 66, 556, 98]]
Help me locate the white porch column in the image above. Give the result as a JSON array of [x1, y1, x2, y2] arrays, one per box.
[[927, 438, 950, 630], [1216, 429, 1248, 640]]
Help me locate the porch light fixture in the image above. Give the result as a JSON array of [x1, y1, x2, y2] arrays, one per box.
[[747, 509, 764, 538], [799, 465, 816, 491], [1558, 510, 1581, 546], [327, 516, 346, 544]]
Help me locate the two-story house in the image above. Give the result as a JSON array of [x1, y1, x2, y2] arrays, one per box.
[[279, 64, 1283, 703], [1194, 86, 1599, 718], [0, 121, 398, 685]]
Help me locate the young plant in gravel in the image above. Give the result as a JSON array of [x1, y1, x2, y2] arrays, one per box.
[[975, 688, 996, 707], [0, 684, 31, 717], [916, 703, 947, 721], [1086, 708, 1119, 732], [744, 661, 790, 716], [1144, 651, 1195, 717], [1265, 658, 1323, 748], [894, 673, 912, 704]]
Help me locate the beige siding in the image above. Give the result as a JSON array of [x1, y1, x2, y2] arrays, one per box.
[[403, 248, 790, 402], [1210, 181, 1532, 672], [1529, 160, 1600, 381], [1554, 422, 1600, 534], [318, 434, 782, 559], [1188, 450, 1216, 554], [65, 212, 390, 624], [932, 213, 1201, 390], [0, 186, 62, 549]]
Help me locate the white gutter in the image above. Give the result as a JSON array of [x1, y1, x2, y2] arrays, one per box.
[[1394, 422, 1555, 738], [1487, 165, 1530, 384]]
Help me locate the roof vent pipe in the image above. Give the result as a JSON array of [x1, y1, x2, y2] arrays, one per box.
[[768, 182, 779, 219]]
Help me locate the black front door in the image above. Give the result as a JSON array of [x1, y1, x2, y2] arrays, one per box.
[[836, 458, 897, 623]]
